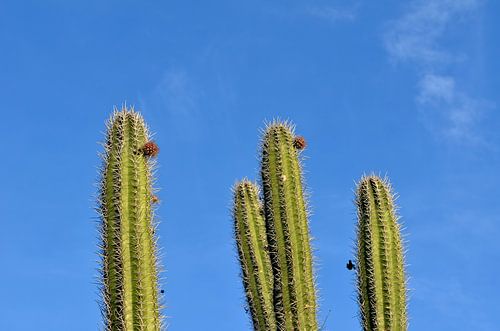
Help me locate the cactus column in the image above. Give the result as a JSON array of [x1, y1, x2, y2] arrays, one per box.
[[355, 175, 408, 331], [260, 123, 317, 331], [98, 107, 162, 331]]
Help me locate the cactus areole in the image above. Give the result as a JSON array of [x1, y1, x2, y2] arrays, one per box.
[[97, 107, 163, 331]]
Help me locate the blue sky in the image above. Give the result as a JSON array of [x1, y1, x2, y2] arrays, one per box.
[[0, 0, 498, 330]]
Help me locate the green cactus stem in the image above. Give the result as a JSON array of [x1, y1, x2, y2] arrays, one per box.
[[233, 180, 276, 331], [97, 107, 162, 331], [260, 122, 318, 331], [355, 175, 408, 331]]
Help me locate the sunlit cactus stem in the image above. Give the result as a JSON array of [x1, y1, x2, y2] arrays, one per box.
[[260, 122, 318, 331], [355, 175, 408, 331], [233, 180, 276, 331], [97, 107, 163, 331]]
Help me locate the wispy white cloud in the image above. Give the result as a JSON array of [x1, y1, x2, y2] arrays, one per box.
[[157, 69, 199, 118], [139, 67, 202, 141], [305, 4, 358, 22], [417, 73, 490, 143], [263, 2, 358, 23], [418, 74, 455, 103], [385, 0, 480, 65], [383, 0, 490, 144]]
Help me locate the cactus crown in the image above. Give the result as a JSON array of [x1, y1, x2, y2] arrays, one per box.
[[97, 107, 163, 331]]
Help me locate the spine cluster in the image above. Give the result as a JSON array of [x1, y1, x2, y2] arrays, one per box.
[[356, 176, 407, 331], [98, 107, 162, 331]]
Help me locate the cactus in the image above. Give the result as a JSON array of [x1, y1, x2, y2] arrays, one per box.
[[91, 109, 411, 331], [97, 107, 163, 331], [233, 180, 276, 331], [355, 175, 408, 331], [233, 122, 318, 331]]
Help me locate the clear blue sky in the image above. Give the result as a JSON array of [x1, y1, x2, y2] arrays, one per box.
[[1, 1, 498, 330]]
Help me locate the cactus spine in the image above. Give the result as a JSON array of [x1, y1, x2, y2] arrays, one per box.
[[233, 180, 276, 330], [98, 107, 162, 331], [234, 122, 318, 331], [355, 175, 408, 331]]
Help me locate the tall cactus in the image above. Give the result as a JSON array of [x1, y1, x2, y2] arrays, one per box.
[[233, 122, 318, 331], [97, 107, 163, 331], [355, 175, 408, 331]]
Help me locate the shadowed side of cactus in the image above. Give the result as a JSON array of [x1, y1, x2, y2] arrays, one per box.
[[356, 175, 408, 331], [260, 122, 318, 331], [233, 180, 276, 331], [97, 107, 162, 330]]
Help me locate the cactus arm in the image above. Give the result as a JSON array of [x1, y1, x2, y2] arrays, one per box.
[[98, 108, 162, 330], [233, 181, 276, 330], [356, 176, 408, 331], [260, 122, 318, 331]]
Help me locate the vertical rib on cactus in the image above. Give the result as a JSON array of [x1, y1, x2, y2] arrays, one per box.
[[98, 107, 162, 330], [356, 175, 407, 331], [233, 180, 276, 331], [260, 122, 317, 331]]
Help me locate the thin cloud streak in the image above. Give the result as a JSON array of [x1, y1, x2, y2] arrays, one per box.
[[305, 5, 358, 22], [263, 2, 358, 23]]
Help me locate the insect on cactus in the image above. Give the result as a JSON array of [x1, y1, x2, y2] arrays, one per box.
[[355, 175, 408, 331], [233, 121, 318, 331], [97, 106, 163, 331]]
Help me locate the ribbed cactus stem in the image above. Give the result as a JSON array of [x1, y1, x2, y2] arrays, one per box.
[[98, 107, 162, 331], [233, 180, 276, 331], [356, 175, 408, 331], [260, 122, 317, 331]]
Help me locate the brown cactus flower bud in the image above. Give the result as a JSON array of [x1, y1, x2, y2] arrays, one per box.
[[293, 136, 307, 150], [141, 141, 160, 157]]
